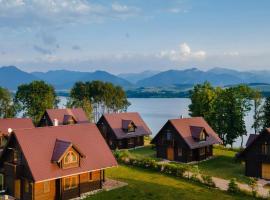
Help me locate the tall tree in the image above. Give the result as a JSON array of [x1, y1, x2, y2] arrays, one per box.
[[15, 81, 58, 124], [69, 81, 130, 122], [189, 82, 217, 125], [251, 90, 263, 134], [262, 97, 270, 129], [0, 87, 16, 118]]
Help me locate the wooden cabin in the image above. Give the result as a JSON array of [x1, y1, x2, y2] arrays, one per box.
[[0, 118, 34, 149], [151, 117, 222, 163], [38, 108, 89, 127], [0, 123, 117, 200], [97, 112, 151, 150], [237, 129, 270, 179]]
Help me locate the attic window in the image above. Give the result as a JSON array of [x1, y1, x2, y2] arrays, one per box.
[[122, 120, 136, 133], [199, 132, 206, 141], [63, 115, 76, 125], [262, 142, 270, 155], [64, 151, 78, 165]]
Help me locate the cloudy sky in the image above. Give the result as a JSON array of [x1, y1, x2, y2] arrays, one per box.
[[0, 0, 269, 74]]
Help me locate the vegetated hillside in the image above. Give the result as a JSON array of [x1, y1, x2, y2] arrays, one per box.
[[136, 68, 243, 87], [0, 66, 39, 90], [118, 70, 160, 84], [33, 70, 132, 89], [0, 66, 133, 90]]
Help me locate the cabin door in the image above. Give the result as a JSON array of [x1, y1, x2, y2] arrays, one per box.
[[167, 147, 174, 161], [15, 179, 21, 199], [262, 164, 270, 179]]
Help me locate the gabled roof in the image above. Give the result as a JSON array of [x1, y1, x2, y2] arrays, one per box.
[[237, 130, 268, 158], [100, 112, 151, 139], [9, 123, 117, 182], [152, 117, 222, 149], [0, 118, 34, 136], [51, 139, 85, 163], [45, 108, 88, 125]]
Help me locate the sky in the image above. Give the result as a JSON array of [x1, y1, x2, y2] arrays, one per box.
[[0, 0, 270, 74]]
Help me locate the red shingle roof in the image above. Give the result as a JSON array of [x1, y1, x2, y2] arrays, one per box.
[[13, 123, 117, 182], [102, 112, 151, 139], [0, 118, 34, 136], [154, 117, 222, 149], [45, 108, 88, 125]]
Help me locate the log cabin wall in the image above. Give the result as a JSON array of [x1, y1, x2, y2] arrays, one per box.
[[243, 132, 270, 178], [154, 122, 213, 163]]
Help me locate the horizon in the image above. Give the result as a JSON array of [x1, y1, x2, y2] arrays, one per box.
[[0, 0, 269, 73]]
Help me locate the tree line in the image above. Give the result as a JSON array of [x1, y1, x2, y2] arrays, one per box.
[[0, 80, 130, 124], [189, 82, 270, 147]]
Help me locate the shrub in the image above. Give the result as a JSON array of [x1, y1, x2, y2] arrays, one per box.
[[228, 178, 240, 193], [201, 175, 216, 188], [247, 177, 258, 197]]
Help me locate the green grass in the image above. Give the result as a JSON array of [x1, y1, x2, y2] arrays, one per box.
[[194, 147, 249, 183], [128, 145, 249, 183], [87, 165, 256, 200]]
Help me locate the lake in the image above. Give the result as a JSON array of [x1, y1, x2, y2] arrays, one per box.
[[59, 97, 254, 147]]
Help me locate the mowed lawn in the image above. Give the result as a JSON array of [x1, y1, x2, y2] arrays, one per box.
[[128, 145, 249, 183], [87, 165, 255, 200]]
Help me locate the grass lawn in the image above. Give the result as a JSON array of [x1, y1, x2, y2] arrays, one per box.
[[194, 147, 249, 183], [87, 165, 255, 200], [128, 145, 249, 183]]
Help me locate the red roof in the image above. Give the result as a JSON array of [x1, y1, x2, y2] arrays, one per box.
[[102, 112, 151, 139], [12, 123, 117, 182], [0, 118, 34, 136], [153, 117, 222, 149], [45, 108, 89, 125]]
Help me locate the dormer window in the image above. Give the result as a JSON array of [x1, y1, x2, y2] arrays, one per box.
[[190, 126, 208, 142], [63, 115, 77, 125], [122, 120, 137, 133], [64, 151, 78, 165], [51, 139, 85, 169]]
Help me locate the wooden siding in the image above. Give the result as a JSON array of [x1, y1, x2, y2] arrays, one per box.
[[153, 121, 213, 163], [34, 180, 56, 200], [242, 131, 270, 178]]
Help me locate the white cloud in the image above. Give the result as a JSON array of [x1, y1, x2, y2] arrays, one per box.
[[0, 0, 140, 29], [159, 43, 206, 61]]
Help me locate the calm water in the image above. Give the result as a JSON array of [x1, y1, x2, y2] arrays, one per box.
[[59, 97, 254, 147]]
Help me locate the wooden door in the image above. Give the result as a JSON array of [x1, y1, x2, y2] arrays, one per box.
[[167, 147, 174, 161], [262, 164, 270, 179], [15, 179, 21, 199]]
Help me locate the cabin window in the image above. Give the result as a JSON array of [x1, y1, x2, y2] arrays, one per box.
[[13, 150, 19, 163], [118, 140, 122, 146], [0, 136, 7, 147], [262, 142, 270, 155], [24, 179, 29, 193], [199, 132, 206, 141], [128, 124, 135, 132], [0, 174, 4, 191], [89, 172, 93, 182], [64, 151, 78, 165], [128, 138, 134, 145], [178, 148, 182, 156], [166, 131, 172, 141], [199, 148, 205, 156], [44, 181, 50, 193], [64, 176, 78, 190]]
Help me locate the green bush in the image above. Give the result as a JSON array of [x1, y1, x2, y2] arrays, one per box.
[[201, 175, 216, 188], [247, 177, 258, 197], [228, 178, 240, 193]]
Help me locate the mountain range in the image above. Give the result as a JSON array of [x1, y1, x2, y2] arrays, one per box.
[[1, 66, 270, 91]]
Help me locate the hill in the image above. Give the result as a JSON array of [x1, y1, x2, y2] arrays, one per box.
[[118, 70, 160, 84], [0, 66, 38, 90]]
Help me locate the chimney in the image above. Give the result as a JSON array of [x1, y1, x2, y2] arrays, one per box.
[[53, 119, 59, 126], [7, 128, 13, 135]]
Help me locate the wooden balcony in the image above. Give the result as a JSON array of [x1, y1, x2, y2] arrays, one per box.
[[4, 162, 23, 178]]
